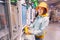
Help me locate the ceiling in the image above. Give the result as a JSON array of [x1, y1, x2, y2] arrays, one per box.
[[38, 0, 60, 4], [38, 0, 60, 9]]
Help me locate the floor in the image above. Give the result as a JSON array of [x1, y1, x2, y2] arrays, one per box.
[[44, 23, 60, 40], [22, 23, 60, 40]]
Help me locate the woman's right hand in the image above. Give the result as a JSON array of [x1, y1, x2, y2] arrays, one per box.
[[24, 25, 31, 35]]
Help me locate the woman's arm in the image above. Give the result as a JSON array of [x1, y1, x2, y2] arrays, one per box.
[[29, 17, 49, 35], [29, 17, 38, 28]]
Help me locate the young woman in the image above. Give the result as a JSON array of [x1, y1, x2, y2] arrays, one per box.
[[24, 2, 49, 40]]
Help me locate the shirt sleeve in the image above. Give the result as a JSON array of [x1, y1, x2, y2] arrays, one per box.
[[29, 17, 42, 35]]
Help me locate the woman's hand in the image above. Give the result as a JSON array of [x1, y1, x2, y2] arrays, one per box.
[[24, 25, 31, 35]]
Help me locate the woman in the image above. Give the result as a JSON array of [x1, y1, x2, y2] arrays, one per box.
[[24, 2, 49, 40]]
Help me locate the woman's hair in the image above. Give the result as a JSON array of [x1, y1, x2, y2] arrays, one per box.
[[42, 8, 47, 15], [35, 12, 38, 17]]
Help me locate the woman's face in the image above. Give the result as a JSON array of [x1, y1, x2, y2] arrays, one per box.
[[38, 7, 44, 16]]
